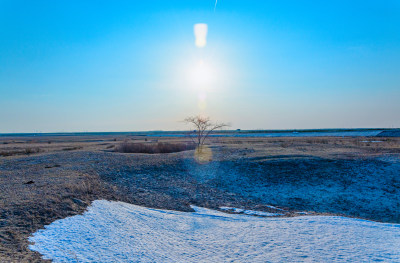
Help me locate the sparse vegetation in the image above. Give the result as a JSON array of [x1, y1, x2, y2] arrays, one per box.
[[25, 147, 41, 155], [1, 134, 400, 262], [0, 148, 42, 157], [0, 170, 126, 262], [115, 142, 196, 154], [62, 146, 82, 151]]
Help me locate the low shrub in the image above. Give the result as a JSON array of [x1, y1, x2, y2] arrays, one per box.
[[115, 142, 196, 154], [0, 150, 13, 157], [0, 148, 42, 157], [25, 147, 41, 155], [62, 146, 82, 151]]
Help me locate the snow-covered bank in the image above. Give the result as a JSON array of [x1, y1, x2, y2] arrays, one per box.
[[30, 200, 400, 263]]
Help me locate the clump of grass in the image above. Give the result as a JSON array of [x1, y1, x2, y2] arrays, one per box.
[[280, 141, 293, 148], [24, 147, 41, 155], [62, 146, 82, 151], [0, 150, 11, 157], [0, 148, 42, 157], [115, 142, 196, 154], [305, 138, 329, 144]]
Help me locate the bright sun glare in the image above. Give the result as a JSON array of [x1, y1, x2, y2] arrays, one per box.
[[190, 60, 214, 89]]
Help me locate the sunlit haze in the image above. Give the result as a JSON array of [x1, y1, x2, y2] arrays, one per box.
[[1, 1, 399, 133]]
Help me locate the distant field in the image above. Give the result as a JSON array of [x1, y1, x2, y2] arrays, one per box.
[[1, 128, 398, 138]]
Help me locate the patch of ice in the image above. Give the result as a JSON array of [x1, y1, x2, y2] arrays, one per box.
[[361, 141, 383, 143], [265, 205, 286, 211], [220, 206, 283, 217], [220, 206, 244, 213], [29, 200, 400, 263], [243, 210, 284, 217], [296, 211, 310, 215]]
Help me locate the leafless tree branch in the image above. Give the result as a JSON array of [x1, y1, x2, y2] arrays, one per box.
[[184, 116, 229, 147]]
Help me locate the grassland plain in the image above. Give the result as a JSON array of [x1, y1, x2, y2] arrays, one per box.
[[0, 135, 399, 262]]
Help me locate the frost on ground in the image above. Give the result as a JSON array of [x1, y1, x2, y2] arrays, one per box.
[[30, 200, 400, 263], [219, 207, 284, 217]]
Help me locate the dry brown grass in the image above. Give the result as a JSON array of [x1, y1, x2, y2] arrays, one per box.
[[61, 146, 82, 151], [0, 148, 42, 157], [0, 167, 131, 263], [115, 142, 196, 154]]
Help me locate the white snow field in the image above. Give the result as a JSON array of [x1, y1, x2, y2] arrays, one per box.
[[29, 200, 400, 263]]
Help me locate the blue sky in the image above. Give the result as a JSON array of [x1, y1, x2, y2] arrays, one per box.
[[1, 0, 399, 132]]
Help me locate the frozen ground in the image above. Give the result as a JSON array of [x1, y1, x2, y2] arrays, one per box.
[[30, 200, 400, 263], [2, 135, 399, 261]]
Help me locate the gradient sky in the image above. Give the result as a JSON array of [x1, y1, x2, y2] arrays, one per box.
[[1, 0, 399, 132]]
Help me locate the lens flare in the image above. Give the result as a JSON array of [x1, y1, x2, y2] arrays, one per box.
[[194, 23, 208, 48], [194, 145, 213, 164]]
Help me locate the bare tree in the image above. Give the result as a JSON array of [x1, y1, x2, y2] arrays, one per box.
[[184, 115, 229, 147]]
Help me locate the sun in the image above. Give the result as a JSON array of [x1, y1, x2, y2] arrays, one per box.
[[190, 60, 214, 89]]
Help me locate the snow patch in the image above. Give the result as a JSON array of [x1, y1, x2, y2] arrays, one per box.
[[296, 211, 310, 215], [29, 200, 400, 263], [265, 205, 286, 211], [219, 206, 283, 217]]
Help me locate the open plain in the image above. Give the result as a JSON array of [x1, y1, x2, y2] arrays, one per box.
[[1, 133, 400, 262]]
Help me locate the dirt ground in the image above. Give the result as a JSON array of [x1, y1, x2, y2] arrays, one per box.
[[0, 134, 399, 262]]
